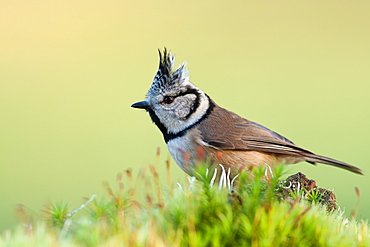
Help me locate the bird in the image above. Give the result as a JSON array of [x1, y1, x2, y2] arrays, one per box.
[[131, 48, 363, 176]]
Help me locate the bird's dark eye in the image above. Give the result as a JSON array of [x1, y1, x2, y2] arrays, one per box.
[[163, 96, 174, 104]]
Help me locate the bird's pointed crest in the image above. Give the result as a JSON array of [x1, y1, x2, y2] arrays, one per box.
[[150, 48, 189, 93]]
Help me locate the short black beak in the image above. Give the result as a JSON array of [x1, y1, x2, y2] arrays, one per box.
[[131, 101, 150, 110]]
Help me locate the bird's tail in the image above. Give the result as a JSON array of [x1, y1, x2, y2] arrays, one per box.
[[303, 154, 363, 175]]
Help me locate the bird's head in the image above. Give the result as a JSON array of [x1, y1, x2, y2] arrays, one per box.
[[131, 48, 210, 136]]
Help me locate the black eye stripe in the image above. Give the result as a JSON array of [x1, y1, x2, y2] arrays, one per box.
[[163, 88, 199, 101], [185, 92, 200, 119], [177, 88, 199, 97], [177, 89, 201, 119], [164, 88, 199, 98], [162, 87, 201, 119]]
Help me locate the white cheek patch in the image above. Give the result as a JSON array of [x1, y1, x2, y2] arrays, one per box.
[[165, 93, 209, 134], [176, 94, 196, 119], [176, 109, 189, 119]]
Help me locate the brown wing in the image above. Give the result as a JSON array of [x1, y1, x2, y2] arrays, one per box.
[[198, 102, 363, 175], [199, 103, 313, 157]]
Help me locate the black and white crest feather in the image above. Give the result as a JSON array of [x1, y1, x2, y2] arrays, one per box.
[[150, 48, 189, 93]]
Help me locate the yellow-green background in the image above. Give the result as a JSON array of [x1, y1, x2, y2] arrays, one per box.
[[1, 0, 369, 232]]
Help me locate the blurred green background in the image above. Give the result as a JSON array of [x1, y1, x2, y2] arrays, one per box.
[[1, 0, 369, 232]]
